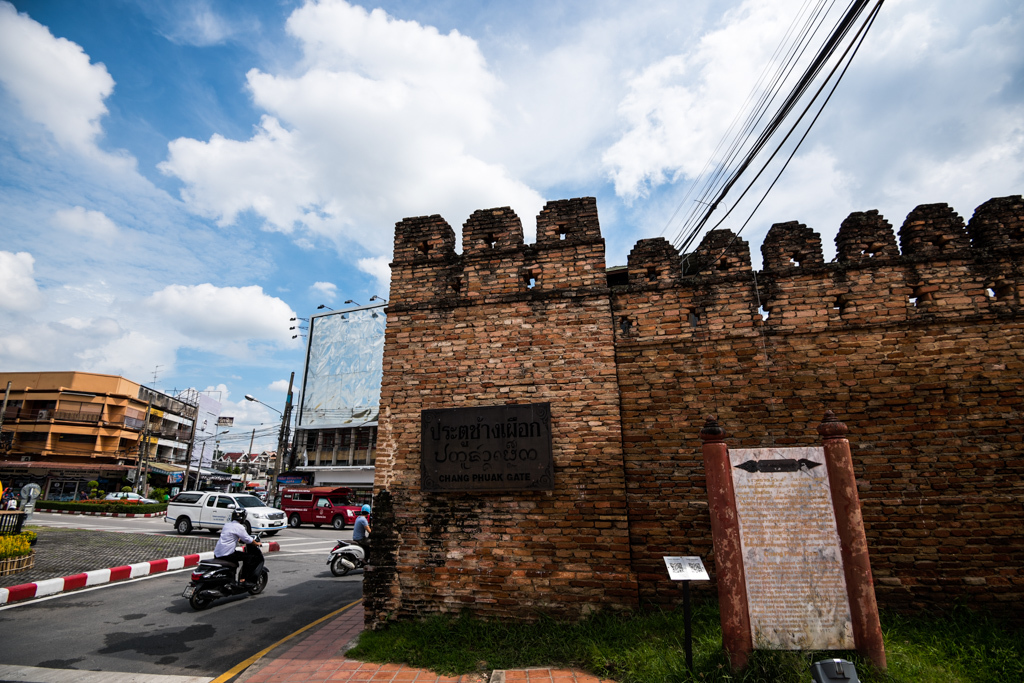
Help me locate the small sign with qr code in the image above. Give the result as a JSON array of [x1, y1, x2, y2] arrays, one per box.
[[664, 556, 709, 581]]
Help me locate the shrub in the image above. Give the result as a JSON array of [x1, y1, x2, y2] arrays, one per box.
[[35, 500, 167, 514], [121, 486, 132, 493], [0, 533, 32, 560]]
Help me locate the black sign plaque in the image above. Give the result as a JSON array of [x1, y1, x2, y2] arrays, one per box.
[[421, 403, 554, 492]]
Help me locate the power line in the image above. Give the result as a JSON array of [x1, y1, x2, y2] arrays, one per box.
[[662, 0, 884, 265]]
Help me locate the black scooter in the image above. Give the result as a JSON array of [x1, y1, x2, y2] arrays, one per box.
[[183, 532, 269, 610]]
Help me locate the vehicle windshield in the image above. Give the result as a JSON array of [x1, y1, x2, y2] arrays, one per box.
[[234, 495, 267, 508]]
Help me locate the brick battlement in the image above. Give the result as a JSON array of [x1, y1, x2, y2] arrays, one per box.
[[369, 194, 1024, 627]]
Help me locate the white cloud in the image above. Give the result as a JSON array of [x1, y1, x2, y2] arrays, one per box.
[[159, 0, 545, 255], [0, 1, 116, 158], [145, 283, 295, 342], [357, 256, 391, 294], [52, 206, 119, 240], [0, 251, 44, 311], [603, 0, 804, 200], [163, 2, 236, 46], [310, 281, 337, 301], [268, 378, 291, 393]]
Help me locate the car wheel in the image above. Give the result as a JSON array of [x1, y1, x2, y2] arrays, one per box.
[[189, 592, 212, 611], [244, 521, 252, 535], [175, 517, 192, 535], [288, 514, 301, 528], [247, 570, 269, 595], [330, 555, 351, 577], [332, 516, 345, 530]]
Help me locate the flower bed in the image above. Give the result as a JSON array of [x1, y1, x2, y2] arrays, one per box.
[[36, 500, 167, 515], [0, 533, 35, 576]]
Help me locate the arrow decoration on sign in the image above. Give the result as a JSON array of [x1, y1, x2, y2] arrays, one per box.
[[735, 458, 821, 473]]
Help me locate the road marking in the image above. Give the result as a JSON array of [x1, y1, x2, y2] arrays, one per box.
[[0, 664, 213, 682], [210, 599, 361, 683]]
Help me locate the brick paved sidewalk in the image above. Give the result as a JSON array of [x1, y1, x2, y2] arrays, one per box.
[[0, 527, 215, 588], [237, 603, 614, 683]]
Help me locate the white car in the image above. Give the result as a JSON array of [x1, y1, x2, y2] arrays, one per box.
[[165, 491, 286, 536], [105, 492, 158, 504]]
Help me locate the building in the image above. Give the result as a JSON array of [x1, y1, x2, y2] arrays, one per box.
[[290, 303, 385, 499], [0, 371, 197, 500]]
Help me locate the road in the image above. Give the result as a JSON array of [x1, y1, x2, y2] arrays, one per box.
[[0, 513, 363, 681]]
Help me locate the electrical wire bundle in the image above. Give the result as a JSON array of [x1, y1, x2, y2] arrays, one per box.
[[664, 0, 886, 269]]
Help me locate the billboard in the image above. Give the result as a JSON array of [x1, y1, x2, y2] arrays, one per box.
[[298, 304, 386, 429]]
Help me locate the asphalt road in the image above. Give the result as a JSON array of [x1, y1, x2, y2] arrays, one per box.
[[0, 513, 363, 680]]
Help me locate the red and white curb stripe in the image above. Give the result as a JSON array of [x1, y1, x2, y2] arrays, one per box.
[[0, 541, 280, 605], [37, 509, 167, 518]]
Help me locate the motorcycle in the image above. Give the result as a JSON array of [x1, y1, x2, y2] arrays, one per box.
[[183, 532, 269, 610], [328, 539, 366, 576]]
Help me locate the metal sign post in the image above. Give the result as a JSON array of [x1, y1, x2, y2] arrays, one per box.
[[664, 556, 710, 671]]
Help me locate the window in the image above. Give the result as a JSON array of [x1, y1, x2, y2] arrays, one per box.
[[171, 492, 202, 504], [317, 497, 331, 508], [206, 496, 216, 507], [217, 496, 236, 508], [292, 492, 312, 502]]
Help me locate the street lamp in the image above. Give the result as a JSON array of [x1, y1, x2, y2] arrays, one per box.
[[245, 376, 294, 502], [344, 299, 359, 305], [317, 304, 333, 310]]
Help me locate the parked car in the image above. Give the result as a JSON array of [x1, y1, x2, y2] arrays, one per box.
[[165, 491, 286, 536], [280, 486, 362, 530], [105, 492, 158, 504]]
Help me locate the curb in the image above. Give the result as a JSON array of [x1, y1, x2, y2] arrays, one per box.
[[0, 541, 280, 605], [35, 509, 168, 518]]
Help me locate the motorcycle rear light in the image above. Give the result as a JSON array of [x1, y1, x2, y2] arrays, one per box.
[[191, 571, 203, 581]]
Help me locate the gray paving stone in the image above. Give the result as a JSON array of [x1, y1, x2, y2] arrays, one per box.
[[0, 528, 216, 587]]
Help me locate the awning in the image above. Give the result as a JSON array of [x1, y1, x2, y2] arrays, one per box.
[[0, 460, 130, 472], [147, 462, 186, 475]]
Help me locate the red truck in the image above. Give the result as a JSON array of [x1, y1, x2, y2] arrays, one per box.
[[281, 486, 362, 530]]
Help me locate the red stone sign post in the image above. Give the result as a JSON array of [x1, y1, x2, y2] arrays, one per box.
[[699, 415, 753, 670], [818, 411, 887, 671]]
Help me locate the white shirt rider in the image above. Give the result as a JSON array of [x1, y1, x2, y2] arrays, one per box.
[[215, 519, 255, 558]]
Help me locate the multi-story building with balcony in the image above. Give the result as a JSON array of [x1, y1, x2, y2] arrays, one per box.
[[0, 371, 197, 500]]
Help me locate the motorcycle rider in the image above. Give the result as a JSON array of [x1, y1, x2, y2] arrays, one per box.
[[352, 504, 371, 555], [215, 506, 261, 585]]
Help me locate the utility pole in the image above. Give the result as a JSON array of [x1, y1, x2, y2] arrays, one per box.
[[269, 372, 294, 501], [133, 402, 152, 494], [0, 381, 11, 452], [243, 428, 255, 490], [183, 417, 202, 493]]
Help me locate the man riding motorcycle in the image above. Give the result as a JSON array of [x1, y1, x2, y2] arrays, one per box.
[[215, 506, 261, 585]]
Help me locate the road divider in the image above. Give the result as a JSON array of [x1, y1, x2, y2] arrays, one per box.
[[0, 541, 280, 605]]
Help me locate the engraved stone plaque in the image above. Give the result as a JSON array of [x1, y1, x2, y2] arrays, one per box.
[[730, 446, 854, 651], [421, 403, 554, 492]]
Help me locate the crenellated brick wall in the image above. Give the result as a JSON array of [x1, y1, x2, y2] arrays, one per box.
[[368, 193, 1024, 626]]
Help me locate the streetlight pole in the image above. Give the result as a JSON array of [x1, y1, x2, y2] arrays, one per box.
[[245, 371, 293, 503]]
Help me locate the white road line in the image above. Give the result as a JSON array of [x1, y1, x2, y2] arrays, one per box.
[[0, 664, 213, 682]]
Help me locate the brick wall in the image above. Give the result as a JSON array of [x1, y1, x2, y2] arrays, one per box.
[[369, 194, 1024, 625]]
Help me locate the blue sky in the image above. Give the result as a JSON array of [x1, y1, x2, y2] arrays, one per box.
[[1, 0, 1022, 450]]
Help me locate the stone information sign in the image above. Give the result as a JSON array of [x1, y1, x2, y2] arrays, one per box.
[[421, 403, 554, 492], [730, 446, 854, 651]]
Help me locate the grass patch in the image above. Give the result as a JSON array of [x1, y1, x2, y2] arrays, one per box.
[[346, 602, 1023, 682]]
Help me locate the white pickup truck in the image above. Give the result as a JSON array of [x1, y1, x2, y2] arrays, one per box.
[[165, 491, 286, 536]]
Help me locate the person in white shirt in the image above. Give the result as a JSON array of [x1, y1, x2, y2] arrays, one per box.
[[215, 507, 260, 583]]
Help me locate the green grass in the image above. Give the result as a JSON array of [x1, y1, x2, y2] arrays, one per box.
[[346, 602, 1023, 682]]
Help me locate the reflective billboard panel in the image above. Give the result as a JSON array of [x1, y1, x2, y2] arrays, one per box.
[[298, 304, 386, 428]]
